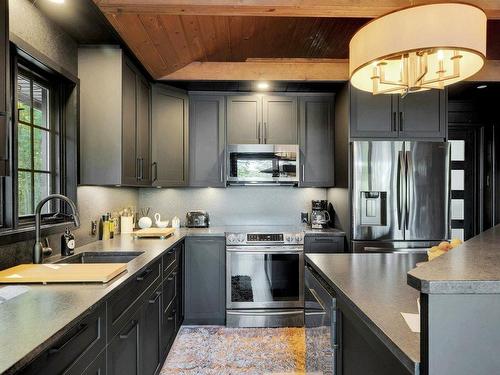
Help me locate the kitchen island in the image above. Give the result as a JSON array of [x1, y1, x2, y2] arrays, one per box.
[[306, 253, 425, 375]]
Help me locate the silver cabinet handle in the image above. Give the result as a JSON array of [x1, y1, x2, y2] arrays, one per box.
[[152, 161, 158, 182], [264, 122, 267, 144], [302, 164, 305, 181], [257, 122, 261, 143], [136, 158, 140, 180]]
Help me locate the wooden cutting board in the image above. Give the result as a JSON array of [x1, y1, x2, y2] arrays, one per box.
[[133, 227, 176, 238], [0, 263, 127, 284]]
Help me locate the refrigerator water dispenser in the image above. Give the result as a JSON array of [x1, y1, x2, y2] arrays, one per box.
[[360, 191, 386, 226]]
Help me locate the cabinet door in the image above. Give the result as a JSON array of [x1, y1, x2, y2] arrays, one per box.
[[107, 309, 141, 375], [136, 75, 151, 185], [121, 60, 138, 185], [152, 86, 188, 187], [398, 90, 446, 139], [227, 95, 262, 144], [0, 0, 8, 176], [299, 95, 335, 187], [189, 95, 225, 187], [262, 96, 298, 144], [350, 87, 398, 138], [78, 350, 106, 375], [141, 286, 162, 375], [184, 237, 225, 325]]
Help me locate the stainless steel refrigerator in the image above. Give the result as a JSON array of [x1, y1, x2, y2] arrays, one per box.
[[352, 141, 450, 253]]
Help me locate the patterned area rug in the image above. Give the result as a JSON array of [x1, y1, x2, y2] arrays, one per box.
[[161, 326, 306, 374]]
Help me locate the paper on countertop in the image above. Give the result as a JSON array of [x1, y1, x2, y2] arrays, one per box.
[[401, 312, 420, 333], [0, 285, 30, 304], [401, 298, 421, 333]]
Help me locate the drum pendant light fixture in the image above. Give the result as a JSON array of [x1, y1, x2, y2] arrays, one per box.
[[349, 3, 487, 96]]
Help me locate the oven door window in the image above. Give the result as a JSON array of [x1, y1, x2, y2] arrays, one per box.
[[228, 251, 302, 308]]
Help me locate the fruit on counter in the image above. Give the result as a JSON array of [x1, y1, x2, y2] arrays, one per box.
[[428, 246, 446, 261], [438, 241, 453, 251], [427, 239, 463, 261]]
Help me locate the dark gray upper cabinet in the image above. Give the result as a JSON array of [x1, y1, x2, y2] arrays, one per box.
[[227, 95, 261, 144], [227, 94, 298, 144], [299, 95, 335, 187], [0, 0, 8, 176], [79, 47, 151, 186], [151, 85, 188, 187], [398, 90, 446, 139], [189, 95, 226, 187], [350, 86, 446, 140], [350, 88, 398, 138], [184, 237, 226, 325], [262, 96, 298, 144]]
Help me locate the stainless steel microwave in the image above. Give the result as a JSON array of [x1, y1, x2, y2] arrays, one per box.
[[227, 144, 300, 185]]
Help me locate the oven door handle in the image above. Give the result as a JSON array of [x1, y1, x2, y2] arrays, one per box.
[[226, 310, 304, 316], [226, 247, 304, 254]]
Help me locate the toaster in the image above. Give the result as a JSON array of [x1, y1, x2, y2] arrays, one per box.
[[186, 211, 210, 228]]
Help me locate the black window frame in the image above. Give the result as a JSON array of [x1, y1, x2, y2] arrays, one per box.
[[15, 64, 60, 223], [0, 41, 78, 244]]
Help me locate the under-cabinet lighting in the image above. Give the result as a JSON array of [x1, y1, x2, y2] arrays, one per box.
[[476, 84, 488, 89], [48, 0, 65, 4]]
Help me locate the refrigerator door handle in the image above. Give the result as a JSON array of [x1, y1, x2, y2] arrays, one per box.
[[397, 151, 404, 230], [405, 150, 412, 231]]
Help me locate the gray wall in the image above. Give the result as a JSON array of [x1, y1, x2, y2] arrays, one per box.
[[9, 0, 78, 76], [139, 187, 327, 226]]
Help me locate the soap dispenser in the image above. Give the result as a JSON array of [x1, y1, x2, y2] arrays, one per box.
[[61, 228, 75, 256]]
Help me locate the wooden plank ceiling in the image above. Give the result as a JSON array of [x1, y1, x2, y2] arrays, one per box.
[[93, 1, 500, 81]]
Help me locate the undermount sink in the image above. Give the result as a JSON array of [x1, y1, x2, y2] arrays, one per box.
[[54, 251, 145, 264]]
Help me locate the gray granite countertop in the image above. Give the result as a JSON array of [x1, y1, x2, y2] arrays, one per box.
[[306, 253, 426, 375], [407, 225, 500, 294], [0, 228, 223, 375], [303, 227, 346, 236]]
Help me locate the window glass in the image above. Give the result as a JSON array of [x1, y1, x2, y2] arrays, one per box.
[[16, 70, 54, 217]]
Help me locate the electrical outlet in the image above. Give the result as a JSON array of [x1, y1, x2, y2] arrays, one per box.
[[91, 220, 97, 236], [301, 212, 309, 224]]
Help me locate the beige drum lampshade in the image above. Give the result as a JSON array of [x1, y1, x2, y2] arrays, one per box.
[[349, 3, 487, 95]]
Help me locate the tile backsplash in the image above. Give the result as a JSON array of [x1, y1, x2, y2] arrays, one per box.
[[139, 187, 327, 226]]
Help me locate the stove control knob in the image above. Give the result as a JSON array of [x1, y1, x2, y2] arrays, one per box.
[[237, 234, 246, 243], [295, 234, 303, 243], [285, 235, 293, 243], [227, 234, 236, 244]]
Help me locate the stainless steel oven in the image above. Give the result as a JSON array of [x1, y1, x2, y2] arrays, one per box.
[[226, 230, 304, 327], [226, 144, 299, 185]]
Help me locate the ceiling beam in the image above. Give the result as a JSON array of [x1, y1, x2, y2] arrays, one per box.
[[160, 59, 349, 81], [160, 59, 500, 82], [94, 0, 500, 19]]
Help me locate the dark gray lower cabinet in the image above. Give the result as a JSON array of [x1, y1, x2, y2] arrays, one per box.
[[19, 243, 185, 375], [184, 237, 226, 325], [107, 308, 141, 375], [141, 286, 162, 375], [19, 303, 107, 375], [304, 235, 345, 253]]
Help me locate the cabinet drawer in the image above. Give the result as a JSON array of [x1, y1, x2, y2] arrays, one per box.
[[304, 236, 345, 253], [163, 267, 178, 310], [161, 300, 178, 354], [20, 303, 106, 375], [108, 258, 161, 338], [68, 349, 106, 375], [162, 245, 180, 276]]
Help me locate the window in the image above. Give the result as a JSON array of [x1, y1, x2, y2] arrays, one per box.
[[0, 44, 78, 242], [16, 70, 58, 217]]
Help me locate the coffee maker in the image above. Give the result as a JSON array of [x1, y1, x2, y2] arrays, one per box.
[[311, 200, 330, 229]]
